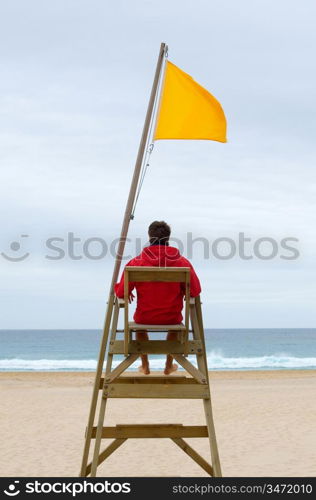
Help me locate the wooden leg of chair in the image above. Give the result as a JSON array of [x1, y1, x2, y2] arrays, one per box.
[[191, 300, 222, 477], [90, 395, 107, 477], [79, 295, 114, 477], [203, 398, 222, 477], [124, 329, 129, 357], [87, 300, 120, 477]]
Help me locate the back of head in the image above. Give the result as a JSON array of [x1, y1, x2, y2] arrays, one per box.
[[148, 220, 171, 245]]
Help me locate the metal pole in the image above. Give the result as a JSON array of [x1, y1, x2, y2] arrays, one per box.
[[110, 41, 167, 292], [80, 42, 167, 476]]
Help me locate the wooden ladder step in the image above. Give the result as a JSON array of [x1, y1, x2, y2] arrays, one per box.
[[91, 424, 208, 439], [103, 381, 210, 399], [100, 375, 199, 388], [109, 340, 202, 355]]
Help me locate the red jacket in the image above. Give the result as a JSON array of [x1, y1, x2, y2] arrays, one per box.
[[114, 245, 201, 324]]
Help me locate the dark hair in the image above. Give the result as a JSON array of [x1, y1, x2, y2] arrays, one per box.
[[148, 220, 171, 245]]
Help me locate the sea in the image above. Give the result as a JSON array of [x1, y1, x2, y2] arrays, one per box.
[[0, 328, 315, 371]]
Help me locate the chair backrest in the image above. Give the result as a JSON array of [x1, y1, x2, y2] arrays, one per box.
[[124, 266, 191, 332]]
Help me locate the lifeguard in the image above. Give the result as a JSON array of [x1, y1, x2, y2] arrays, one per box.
[[115, 220, 201, 375]]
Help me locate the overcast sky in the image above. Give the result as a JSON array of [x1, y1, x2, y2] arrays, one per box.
[[0, 0, 315, 328]]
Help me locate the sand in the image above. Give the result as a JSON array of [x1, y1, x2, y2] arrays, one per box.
[[1, 370, 316, 477]]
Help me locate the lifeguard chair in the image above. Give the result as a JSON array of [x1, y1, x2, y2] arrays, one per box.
[[80, 266, 222, 477]]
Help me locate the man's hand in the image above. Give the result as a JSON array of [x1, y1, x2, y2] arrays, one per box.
[[129, 292, 135, 304]]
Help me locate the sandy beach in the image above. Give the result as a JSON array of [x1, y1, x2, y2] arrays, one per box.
[[1, 370, 315, 477]]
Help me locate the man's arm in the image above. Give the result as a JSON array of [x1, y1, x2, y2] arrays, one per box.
[[114, 259, 136, 298], [188, 263, 201, 297], [180, 258, 201, 297]]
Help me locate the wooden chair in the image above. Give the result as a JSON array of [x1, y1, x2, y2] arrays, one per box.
[[80, 266, 222, 478], [123, 266, 190, 356]]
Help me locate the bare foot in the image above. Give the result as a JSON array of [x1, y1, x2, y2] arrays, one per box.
[[138, 365, 150, 375], [164, 363, 178, 375]]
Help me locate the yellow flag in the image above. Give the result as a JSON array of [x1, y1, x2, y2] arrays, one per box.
[[154, 61, 227, 142]]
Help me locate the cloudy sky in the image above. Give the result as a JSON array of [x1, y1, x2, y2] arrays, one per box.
[[1, 0, 315, 328]]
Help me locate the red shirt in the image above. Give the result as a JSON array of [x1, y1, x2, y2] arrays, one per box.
[[114, 245, 201, 324]]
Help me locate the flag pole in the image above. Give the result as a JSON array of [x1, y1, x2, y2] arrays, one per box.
[[109, 41, 167, 292], [80, 42, 167, 476]]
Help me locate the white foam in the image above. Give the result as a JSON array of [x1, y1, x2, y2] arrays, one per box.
[[0, 359, 97, 371], [1, 352, 316, 371], [206, 352, 316, 370]]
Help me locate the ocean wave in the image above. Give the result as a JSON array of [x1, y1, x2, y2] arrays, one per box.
[[206, 353, 316, 370], [0, 359, 97, 371], [1, 353, 316, 371]]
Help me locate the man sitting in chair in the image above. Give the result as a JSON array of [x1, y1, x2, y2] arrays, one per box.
[[114, 221, 201, 375]]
